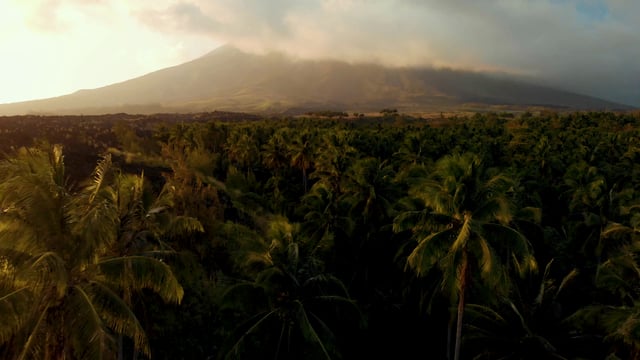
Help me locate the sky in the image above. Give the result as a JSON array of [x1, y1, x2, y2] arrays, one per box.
[[0, 0, 638, 106]]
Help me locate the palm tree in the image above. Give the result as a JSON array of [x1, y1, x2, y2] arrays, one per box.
[[111, 170, 203, 258], [220, 217, 359, 360], [464, 259, 577, 360], [0, 145, 184, 359], [299, 184, 353, 250], [568, 215, 640, 359], [394, 152, 537, 360], [341, 157, 399, 226], [289, 131, 316, 193], [339, 157, 402, 295], [225, 130, 259, 177], [262, 130, 290, 175], [311, 130, 356, 195], [262, 130, 293, 213], [108, 167, 203, 360]]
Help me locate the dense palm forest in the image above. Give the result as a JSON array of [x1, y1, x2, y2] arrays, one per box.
[[2, 110, 640, 359]]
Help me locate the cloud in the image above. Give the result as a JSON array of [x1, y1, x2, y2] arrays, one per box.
[[0, 0, 220, 104], [139, 2, 219, 34], [133, 0, 639, 106], [3, 0, 636, 105], [19, 0, 111, 32]]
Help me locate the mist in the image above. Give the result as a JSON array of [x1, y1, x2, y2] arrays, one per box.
[[2, 0, 637, 107], [138, 0, 640, 106]]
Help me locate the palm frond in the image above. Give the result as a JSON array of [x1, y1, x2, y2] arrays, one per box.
[[222, 310, 279, 360], [535, 260, 554, 305], [29, 251, 68, 297], [71, 198, 119, 263], [98, 256, 184, 304], [293, 300, 332, 360], [392, 209, 429, 233], [475, 196, 513, 225], [465, 303, 508, 327], [16, 304, 49, 360], [477, 236, 495, 279], [602, 222, 636, 240], [85, 154, 114, 205], [406, 228, 455, 276], [308, 311, 339, 357], [0, 220, 41, 257], [85, 281, 150, 356], [451, 215, 472, 253], [167, 216, 204, 237], [68, 285, 116, 359], [483, 223, 537, 276], [596, 251, 640, 300], [50, 144, 66, 188], [0, 286, 33, 343]]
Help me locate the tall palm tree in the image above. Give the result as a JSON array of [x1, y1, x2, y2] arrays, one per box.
[[0, 145, 184, 359], [262, 130, 290, 175], [111, 170, 203, 259], [568, 217, 640, 359], [109, 167, 203, 360], [339, 157, 401, 294], [464, 259, 577, 360], [341, 157, 399, 226], [299, 184, 353, 250], [394, 152, 537, 360], [289, 131, 316, 193], [225, 130, 259, 178], [311, 130, 356, 195], [262, 130, 293, 213], [220, 217, 358, 360]]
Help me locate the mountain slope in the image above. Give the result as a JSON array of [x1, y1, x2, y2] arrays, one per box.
[[0, 45, 632, 115]]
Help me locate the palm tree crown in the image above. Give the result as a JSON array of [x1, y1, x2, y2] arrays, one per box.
[[395, 152, 536, 360], [0, 145, 185, 359]]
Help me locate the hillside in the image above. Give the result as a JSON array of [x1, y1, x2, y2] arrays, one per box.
[[0, 46, 632, 115]]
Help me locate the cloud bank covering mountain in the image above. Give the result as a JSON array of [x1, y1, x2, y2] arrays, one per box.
[[0, 1, 638, 107], [0, 46, 631, 116]]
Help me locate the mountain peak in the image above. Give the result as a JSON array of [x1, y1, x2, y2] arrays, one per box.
[[200, 44, 244, 58], [0, 48, 632, 116]]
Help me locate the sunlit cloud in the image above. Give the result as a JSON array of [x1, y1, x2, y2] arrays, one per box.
[[1, 0, 638, 106], [0, 0, 219, 104], [129, 0, 639, 105]]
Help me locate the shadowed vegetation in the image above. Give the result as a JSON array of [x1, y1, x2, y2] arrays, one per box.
[[1, 110, 640, 359]]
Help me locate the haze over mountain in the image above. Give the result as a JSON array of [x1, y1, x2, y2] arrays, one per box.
[[0, 46, 632, 116]]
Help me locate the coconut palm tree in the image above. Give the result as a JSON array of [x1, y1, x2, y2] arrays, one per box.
[[262, 130, 290, 175], [394, 152, 537, 360], [262, 130, 293, 213], [289, 131, 316, 193], [225, 130, 259, 177], [567, 214, 640, 359], [0, 145, 184, 359], [341, 157, 399, 226], [220, 218, 358, 360], [464, 259, 577, 360], [299, 184, 353, 250], [311, 130, 356, 195], [107, 165, 203, 360]]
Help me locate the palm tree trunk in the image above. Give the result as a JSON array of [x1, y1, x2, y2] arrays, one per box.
[[454, 250, 468, 360], [302, 167, 308, 193], [447, 311, 454, 360], [118, 335, 124, 360]]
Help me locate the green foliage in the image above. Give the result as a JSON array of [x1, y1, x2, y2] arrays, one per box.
[[220, 217, 359, 360], [0, 145, 185, 359], [3, 111, 640, 359]]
